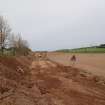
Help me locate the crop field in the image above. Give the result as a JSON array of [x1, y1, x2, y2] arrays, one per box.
[[57, 47, 105, 53]]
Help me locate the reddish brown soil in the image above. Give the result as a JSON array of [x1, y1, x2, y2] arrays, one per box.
[[47, 52, 105, 77], [0, 54, 105, 105]]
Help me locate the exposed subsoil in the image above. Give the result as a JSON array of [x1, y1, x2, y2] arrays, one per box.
[[0, 54, 105, 105]]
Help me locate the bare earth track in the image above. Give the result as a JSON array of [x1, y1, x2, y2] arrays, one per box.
[[0, 54, 105, 105]]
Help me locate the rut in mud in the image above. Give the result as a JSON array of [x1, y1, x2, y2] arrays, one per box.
[[0, 55, 105, 105]]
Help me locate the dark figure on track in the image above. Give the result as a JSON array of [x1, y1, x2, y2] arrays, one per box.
[[70, 55, 76, 66]]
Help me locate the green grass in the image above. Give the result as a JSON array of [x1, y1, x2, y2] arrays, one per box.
[[56, 47, 105, 53], [0, 49, 15, 56]]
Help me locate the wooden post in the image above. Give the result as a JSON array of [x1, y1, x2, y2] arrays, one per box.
[[0, 31, 3, 55]]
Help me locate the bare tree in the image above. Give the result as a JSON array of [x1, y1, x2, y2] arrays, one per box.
[[0, 16, 11, 54], [18, 34, 29, 49], [9, 33, 30, 55]]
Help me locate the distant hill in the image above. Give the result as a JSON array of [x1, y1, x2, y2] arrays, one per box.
[[56, 44, 105, 53]]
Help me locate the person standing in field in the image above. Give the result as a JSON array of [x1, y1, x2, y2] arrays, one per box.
[[70, 55, 76, 66]]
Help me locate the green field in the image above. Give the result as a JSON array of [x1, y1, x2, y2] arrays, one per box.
[[56, 47, 105, 53]]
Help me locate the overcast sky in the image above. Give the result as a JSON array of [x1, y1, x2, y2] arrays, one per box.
[[0, 0, 105, 51]]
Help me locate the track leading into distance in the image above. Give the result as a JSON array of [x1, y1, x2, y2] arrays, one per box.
[[28, 52, 105, 105]]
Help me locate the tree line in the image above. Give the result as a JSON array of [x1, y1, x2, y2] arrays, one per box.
[[0, 16, 31, 56]]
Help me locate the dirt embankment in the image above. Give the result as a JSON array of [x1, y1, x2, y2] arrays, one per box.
[[0, 56, 33, 103], [0, 54, 105, 105]]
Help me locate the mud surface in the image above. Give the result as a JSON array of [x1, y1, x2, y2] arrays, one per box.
[[0, 55, 105, 105]]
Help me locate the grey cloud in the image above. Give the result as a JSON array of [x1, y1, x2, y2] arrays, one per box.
[[0, 0, 105, 50]]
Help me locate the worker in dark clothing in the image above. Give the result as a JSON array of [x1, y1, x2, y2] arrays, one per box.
[[70, 55, 76, 66]]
